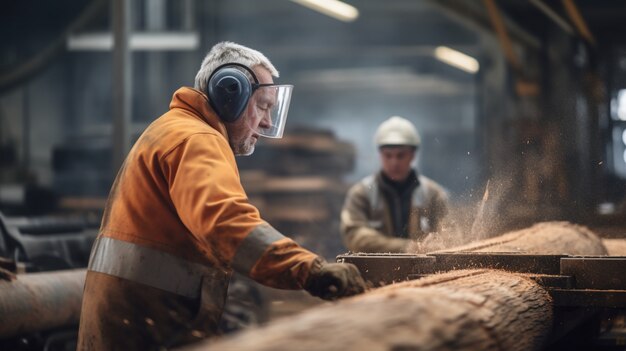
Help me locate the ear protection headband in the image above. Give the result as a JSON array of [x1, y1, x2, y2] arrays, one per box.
[[207, 63, 260, 123]]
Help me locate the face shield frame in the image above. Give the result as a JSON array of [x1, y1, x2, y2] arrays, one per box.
[[246, 83, 293, 139]]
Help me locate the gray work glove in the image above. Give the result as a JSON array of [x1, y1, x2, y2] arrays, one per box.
[[304, 258, 366, 300]]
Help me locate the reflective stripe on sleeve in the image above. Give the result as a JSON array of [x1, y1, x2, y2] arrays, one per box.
[[88, 236, 220, 299], [231, 223, 286, 275]]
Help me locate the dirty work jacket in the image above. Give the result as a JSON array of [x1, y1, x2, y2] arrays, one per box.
[[77, 87, 319, 350], [340, 171, 449, 253]]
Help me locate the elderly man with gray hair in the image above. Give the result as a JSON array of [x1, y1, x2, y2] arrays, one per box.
[[77, 42, 365, 350]]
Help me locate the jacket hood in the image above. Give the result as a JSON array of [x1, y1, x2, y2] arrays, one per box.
[[169, 87, 228, 138]]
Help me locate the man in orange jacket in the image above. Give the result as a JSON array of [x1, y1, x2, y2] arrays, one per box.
[[77, 41, 366, 350]]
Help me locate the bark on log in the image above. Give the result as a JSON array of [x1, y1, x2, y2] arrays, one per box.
[[181, 221, 608, 351], [186, 270, 552, 351]]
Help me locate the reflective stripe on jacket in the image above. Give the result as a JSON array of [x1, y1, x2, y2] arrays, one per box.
[[340, 172, 449, 253], [77, 87, 318, 350]]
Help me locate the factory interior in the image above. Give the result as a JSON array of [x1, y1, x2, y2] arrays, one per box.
[[1, 0, 626, 350]]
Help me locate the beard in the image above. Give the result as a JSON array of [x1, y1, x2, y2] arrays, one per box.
[[232, 138, 255, 156], [225, 120, 257, 156]]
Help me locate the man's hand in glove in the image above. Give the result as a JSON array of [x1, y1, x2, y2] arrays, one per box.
[[305, 258, 367, 300]]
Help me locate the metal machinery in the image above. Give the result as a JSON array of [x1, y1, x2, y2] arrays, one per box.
[[338, 252, 626, 350], [0, 212, 98, 271]]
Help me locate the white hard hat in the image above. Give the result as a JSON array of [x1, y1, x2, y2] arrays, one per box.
[[374, 116, 421, 147]]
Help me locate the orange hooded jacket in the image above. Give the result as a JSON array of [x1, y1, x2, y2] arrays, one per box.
[[77, 87, 319, 350]]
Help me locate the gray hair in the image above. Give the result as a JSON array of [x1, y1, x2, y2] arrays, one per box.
[[194, 41, 279, 93]]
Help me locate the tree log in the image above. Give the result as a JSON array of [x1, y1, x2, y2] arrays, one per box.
[[185, 270, 552, 351], [182, 221, 608, 351], [179, 222, 607, 351], [435, 221, 607, 255]]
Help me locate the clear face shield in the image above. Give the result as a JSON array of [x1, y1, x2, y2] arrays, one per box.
[[247, 84, 293, 139]]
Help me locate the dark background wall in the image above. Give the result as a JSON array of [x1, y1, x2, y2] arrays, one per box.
[[2, 0, 626, 228]]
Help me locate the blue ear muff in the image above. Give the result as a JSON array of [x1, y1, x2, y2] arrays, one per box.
[[207, 65, 256, 123]]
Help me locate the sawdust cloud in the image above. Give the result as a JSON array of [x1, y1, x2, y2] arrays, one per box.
[[408, 173, 517, 253]]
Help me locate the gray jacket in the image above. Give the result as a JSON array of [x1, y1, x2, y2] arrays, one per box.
[[340, 172, 449, 253]]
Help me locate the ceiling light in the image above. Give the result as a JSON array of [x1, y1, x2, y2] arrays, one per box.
[[290, 0, 359, 22], [434, 46, 479, 74], [296, 66, 472, 96], [67, 32, 199, 51]]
